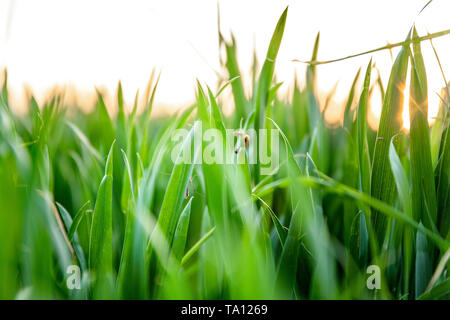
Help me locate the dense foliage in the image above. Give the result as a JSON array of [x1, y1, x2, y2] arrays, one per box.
[[0, 8, 449, 299]]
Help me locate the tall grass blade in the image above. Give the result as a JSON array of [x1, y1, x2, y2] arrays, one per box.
[[371, 34, 410, 244]]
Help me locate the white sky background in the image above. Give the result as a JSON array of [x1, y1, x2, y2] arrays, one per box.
[[0, 0, 449, 126]]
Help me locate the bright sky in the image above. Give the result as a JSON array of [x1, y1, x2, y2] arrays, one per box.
[[0, 0, 449, 126]]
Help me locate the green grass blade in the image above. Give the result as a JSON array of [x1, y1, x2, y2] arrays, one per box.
[[89, 141, 115, 276], [409, 28, 438, 229], [172, 198, 193, 262], [418, 278, 450, 300], [371, 35, 410, 244], [56, 202, 87, 272], [343, 68, 361, 130], [388, 138, 413, 294], [149, 122, 201, 257], [415, 226, 432, 298], [305, 173, 450, 251], [356, 60, 372, 195], [68, 201, 91, 241], [66, 121, 102, 163], [269, 117, 338, 299], [223, 34, 248, 121], [254, 7, 288, 184], [435, 92, 450, 237], [292, 78, 309, 147], [181, 227, 216, 266], [256, 196, 287, 246]]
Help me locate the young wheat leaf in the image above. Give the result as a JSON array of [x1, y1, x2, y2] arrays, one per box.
[[409, 28, 438, 229], [89, 140, 115, 273], [181, 227, 216, 266], [254, 7, 288, 184], [56, 202, 87, 272], [371, 34, 410, 244]]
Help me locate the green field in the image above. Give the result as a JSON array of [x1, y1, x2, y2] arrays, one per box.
[[0, 7, 449, 300]]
